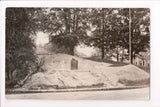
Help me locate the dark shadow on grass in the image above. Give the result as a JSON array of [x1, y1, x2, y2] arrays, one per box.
[[134, 64, 150, 73], [109, 63, 128, 67], [84, 57, 128, 67]]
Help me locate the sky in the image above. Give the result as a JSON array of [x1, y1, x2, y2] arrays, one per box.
[[35, 32, 49, 46], [76, 44, 95, 57]]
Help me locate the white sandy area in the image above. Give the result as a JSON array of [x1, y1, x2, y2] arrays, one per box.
[[22, 51, 149, 89]]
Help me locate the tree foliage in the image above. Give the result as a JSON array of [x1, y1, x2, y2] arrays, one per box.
[[88, 8, 150, 61], [130, 9, 150, 60], [90, 8, 126, 59], [6, 8, 41, 88], [40, 8, 150, 61], [41, 8, 90, 55]]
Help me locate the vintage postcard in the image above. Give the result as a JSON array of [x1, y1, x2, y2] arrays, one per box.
[[1, 0, 160, 107], [4, 7, 150, 100]]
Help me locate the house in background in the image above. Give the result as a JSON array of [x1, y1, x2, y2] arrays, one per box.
[[133, 50, 150, 72], [133, 50, 150, 67]]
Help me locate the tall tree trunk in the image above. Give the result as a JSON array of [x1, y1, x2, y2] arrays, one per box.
[[129, 8, 132, 64], [64, 12, 68, 33], [64, 8, 71, 33], [121, 47, 124, 62], [131, 52, 136, 64], [131, 51, 133, 64], [68, 9, 71, 33], [70, 46, 74, 55], [73, 12, 76, 32], [117, 53, 119, 63], [116, 47, 119, 62], [101, 8, 105, 59], [75, 15, 78, 31], [101, 46, 104, 59]]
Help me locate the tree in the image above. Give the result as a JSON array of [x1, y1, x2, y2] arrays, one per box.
[[90, 8, 123, 60], [130, 8, 150, 63], [89, 8, 150, 63], [90, 8, 109, 59], [111, 8, 150, 63], [39, 8, 150, 63], [6, 8, 41, 88], [41, 8, 90, 55], [120, 8, 150, 63]]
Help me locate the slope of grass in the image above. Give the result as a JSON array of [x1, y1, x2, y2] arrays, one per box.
[[19, 52, 149, 90]]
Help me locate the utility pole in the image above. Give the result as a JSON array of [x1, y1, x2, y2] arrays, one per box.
[[129, 8, 132, 64]]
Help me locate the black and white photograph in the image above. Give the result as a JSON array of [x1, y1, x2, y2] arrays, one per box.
[[4, 7, 150, 100]]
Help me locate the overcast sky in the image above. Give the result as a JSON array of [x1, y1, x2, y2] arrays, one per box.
[[35, 31, 49, 46]]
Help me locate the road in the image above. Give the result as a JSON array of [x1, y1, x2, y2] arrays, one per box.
[[6, 87, 149, 100]]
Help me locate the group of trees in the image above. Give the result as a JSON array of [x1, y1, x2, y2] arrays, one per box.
[[41, 8, 91, 55], [6, 8, 42, 88], [6, 8, 150, 88], [41, 8, 150, 62], [90, 8, 150, 62]]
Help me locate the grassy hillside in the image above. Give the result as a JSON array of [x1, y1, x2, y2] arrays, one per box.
[[20, 47, 149, 90]]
